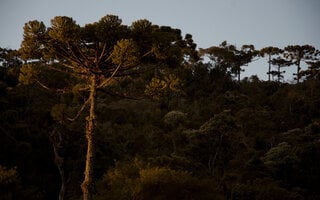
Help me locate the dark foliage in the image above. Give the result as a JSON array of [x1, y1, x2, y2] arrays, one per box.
[[1, 26, 320, 199]]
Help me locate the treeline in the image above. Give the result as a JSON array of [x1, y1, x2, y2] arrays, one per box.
[[1, 15, 320, 200], [199, 42, 320, 83], [2, 42, 320, 84]]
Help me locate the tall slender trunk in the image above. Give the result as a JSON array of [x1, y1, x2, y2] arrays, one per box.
[[50, 127, 66, 200], [297, 60, 301, 83], [81, 74, 97, 200], [268, 54, 271, 81], [277, 66, 281, 82], [237, 67, 241, 83]]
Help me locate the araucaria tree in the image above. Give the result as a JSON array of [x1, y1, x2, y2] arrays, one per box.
[[200, 41, 257, 82], [259, 46, 282, 81], [284, 45, 317, 83], [269, 56, 292, 82], [19, 15, 194, 200]]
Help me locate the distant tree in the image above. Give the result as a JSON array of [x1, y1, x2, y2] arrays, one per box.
[[0, 48, 21, 86], [259, 46, 282, 81], [19, 15, 194, 200], [284, 45, 317, 83], [301, 60, 320, 80], [270, 57, 292, 82], [183, 33, 200, 65], [200, 41, 257, 82], [235, 44, 257, 82], [299, 49, 320, 80]]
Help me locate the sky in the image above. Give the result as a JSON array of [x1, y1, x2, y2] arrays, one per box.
[[1, 0, 319, 80]]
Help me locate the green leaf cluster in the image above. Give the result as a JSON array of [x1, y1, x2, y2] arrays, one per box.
[[110, 39, 140, 67], [18, 63, 40, 85], [145, 73, 182, 100]]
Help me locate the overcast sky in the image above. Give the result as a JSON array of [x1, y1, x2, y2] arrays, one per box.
[[1, 0, 319, 80]]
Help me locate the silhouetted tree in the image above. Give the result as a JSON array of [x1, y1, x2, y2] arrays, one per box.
[[200, 41, 257, 82], [284, 45, 317, 83], [259, 46, 282, 81], [299, 49, 320, 80], [270, 57, 291, 82], [0, 48, 21, 86]]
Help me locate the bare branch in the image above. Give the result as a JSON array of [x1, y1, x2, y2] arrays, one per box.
[[36, 80, 71, 93], [98, 43, 107, 63], [60, 63, 85, 75], [47, 64, 74, 74], [78, 86, 90, 92], [75, 44, 92, 67], [54, 56, 74, 70], [67, 97, 91, 122], [57, 45, 83, 66], [70, 48, 89, 68], [141, 48, 155, 58], [98, 63, 122, 88]]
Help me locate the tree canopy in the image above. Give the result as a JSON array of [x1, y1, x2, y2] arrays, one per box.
[[200, 41, 258, 82], [0, 14, 320, 200]]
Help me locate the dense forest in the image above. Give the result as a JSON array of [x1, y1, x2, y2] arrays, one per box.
[[1, 15, 320, 200]]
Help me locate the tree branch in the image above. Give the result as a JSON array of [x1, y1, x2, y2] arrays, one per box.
[[67, 41, 89, 68], [141, 48, 155, 58], [98, 43, 107, 63], [57, 45, 84, 67], [36, 80, 71, 93], [75, 44, 93, 68], [47, 63, 74, 75], [98, 63, 122, 88], [60, 63, 89, 76], [67, 97, 91, 122]]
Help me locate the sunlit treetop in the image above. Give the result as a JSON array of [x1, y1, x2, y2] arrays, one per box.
[[19, 14, 198, 89]]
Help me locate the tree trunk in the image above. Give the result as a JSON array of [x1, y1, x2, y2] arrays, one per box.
[[81, 75, 97, 200], [277, 66, 281, 82], [268, 54, 271, 81], [297, 60, 301, 83], [50, 126, 66, 200], [237, 67, 241, 83]]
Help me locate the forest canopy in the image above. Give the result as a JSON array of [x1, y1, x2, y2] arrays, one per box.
[[0, 15, 320, 200]]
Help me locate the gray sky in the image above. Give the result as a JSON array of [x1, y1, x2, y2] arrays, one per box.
[[1, 0, 319, 80]]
